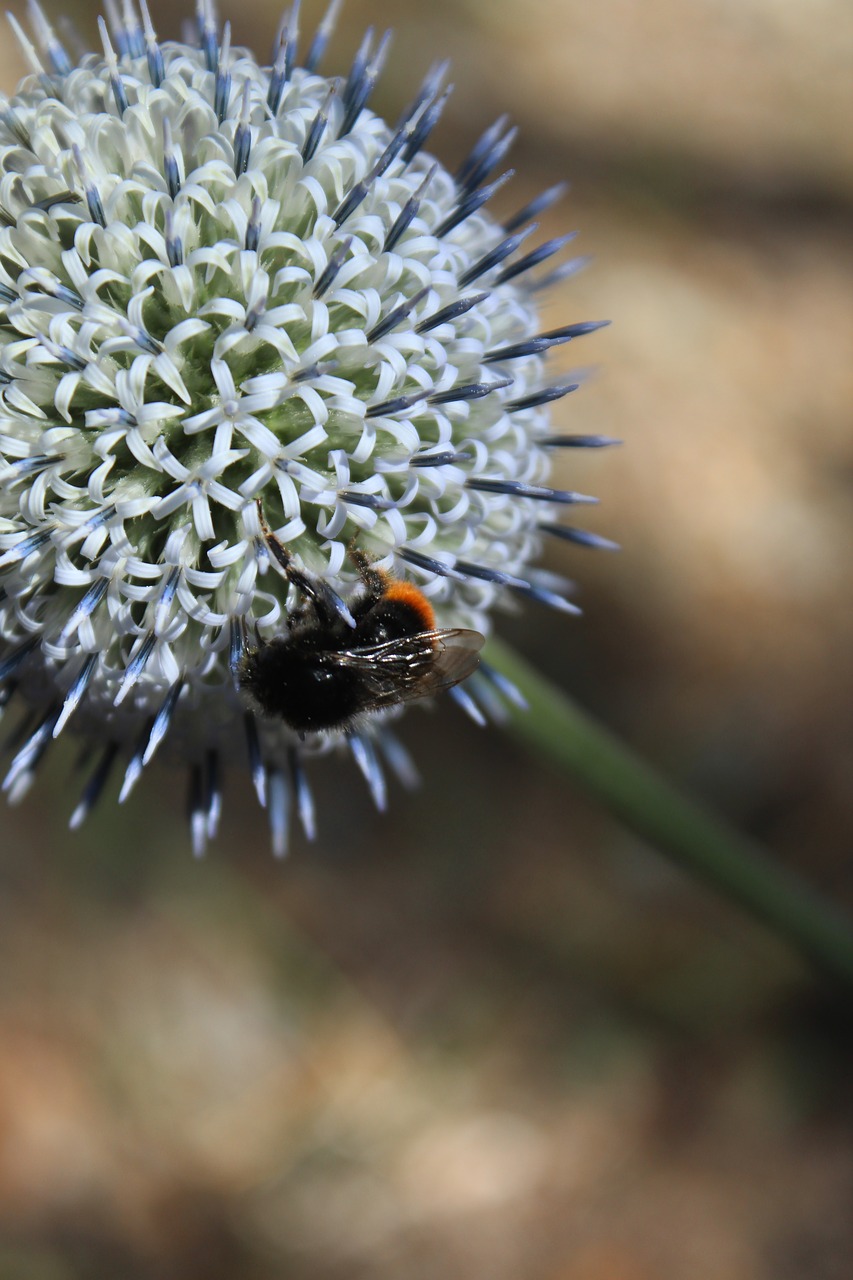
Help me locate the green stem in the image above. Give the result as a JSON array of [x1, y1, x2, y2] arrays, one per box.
[[486, 638, 853, 992]]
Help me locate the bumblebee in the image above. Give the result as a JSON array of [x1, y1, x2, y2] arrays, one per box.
[[238, 504, 484, 734]]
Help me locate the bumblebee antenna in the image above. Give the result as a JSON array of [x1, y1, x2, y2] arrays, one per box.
[[254, 499, 356, 629]]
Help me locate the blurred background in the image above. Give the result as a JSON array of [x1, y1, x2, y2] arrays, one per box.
[[1, 0, 853, 1276]]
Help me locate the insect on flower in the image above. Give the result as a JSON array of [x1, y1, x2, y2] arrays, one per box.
[[0, 0, 615, 855], [239, 502, 484, 735]]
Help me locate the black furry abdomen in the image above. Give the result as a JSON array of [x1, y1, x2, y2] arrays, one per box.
[[239, 638, 362, 733]]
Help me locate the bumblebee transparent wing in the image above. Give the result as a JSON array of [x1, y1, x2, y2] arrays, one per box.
[[332, 628, 484, 710], [424, 629, 485, 692]]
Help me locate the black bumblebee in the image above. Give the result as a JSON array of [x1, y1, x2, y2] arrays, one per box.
[[238, 503, 484, 735]]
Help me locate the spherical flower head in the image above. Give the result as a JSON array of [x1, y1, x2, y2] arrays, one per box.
[[0, 0, 613, 853]]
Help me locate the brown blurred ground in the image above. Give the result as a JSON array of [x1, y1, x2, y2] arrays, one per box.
[[1, 1, 852, 1277]]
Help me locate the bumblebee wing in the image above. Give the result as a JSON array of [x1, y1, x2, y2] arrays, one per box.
[[333, 628, 484, 710], [412, 629, 485, 696]]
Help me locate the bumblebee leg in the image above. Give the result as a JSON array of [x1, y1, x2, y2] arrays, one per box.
[[255, 499, 355, 629], [347, 540, 389, 607], [255, 498, 295, 575], [229, 616, 250, 690]]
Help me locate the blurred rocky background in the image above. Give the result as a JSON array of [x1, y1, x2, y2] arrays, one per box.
[[1, 1, 852, 1276]]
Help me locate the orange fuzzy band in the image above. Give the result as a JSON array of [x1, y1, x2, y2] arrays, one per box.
[[383, 580, 436, 631]]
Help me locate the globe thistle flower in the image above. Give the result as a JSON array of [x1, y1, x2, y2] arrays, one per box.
[[0, 0, 614, 855]]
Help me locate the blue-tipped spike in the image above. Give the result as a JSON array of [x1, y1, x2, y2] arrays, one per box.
[[456, 114, 508, 186], [513, 581, 582, 615], [540, 433, 621, 448], [124, 324, 162, 356], [458, 226, 536, 288], [52, 652, 97, 738], [214, 21, 231, 123], [113, 632, 156, 705], [466, 479, 598, 505], [0, 103, 31, 149], [57, 14, 86, 66], [205, 750, 222, 840], [153, 566, 181, 634], [383, 163, 436, 253], [164, 207, 182, 267], [188, 763, 207, 857], [504, 182, 569, 234], [508, 384, 580, 412], [229, 617, 244, 688], [478, 660, 528, 711], [456, 118, 517, 194], [121, 0, 145, 59], [303, 0, 341, 73], [435, 169, 514, 239], [0, 637, 39, 684], [543, 319, 611, 341], [340, 26, 372, 121], [376, 728, 420, 790], [184, 756, 222, 854], [139, 0, 164, 86], [233, 80, 252, 176], [484, 319, 610, 363], [3, 706, 59, 796], [429, 377, 511, 406], [142, 678, 184, 765], [313, 236, 352, 298], [338, 490, 392, 512], [267, 767, 290, 857], [398, 548, 463, 579], [58, 578, 109, 644], [455, 559, 527, 589], [467, 672, 509, 725], [283, 0, 300, 82], [20, 270, 82, 308], [37, 333, 87, 370], [539, 522, 620, 551], [395, 58, 450, 145], [531, 255, 593, 292], [103, 0, 129, 58], [301, 83, 336, 162], [71, 144, 106, 228], [0, 529, 51, 568], [339, 27, 391, 137], [365, 390, 429, 419], [69, 743, 117, 829], [267, 32, 289, 115], [348, 733, 387, 811], [409, 449, 471, 469], [496, 232, 577, 286], [448, 683, 487, 727], [366, 286, 430, 343], [6, 11, 48, 82], [196, 0, 219, 70], [400, 82, 453, 165], [27, 0, 72, 75], [244, 711, 266, 808], [118, 716, 154, 802], [245, 193, 262, 251], [289, 748, 315, 840], [416, 290, 488, 335]]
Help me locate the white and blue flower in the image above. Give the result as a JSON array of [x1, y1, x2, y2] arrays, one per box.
[[0, 0, 613, 853]]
